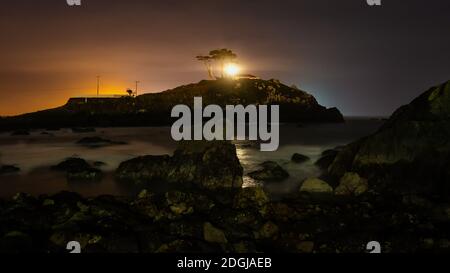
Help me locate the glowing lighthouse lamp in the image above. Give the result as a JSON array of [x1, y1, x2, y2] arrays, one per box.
[[224, 63, 241, 78]]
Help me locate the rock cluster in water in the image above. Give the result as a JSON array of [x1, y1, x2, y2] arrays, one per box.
[[116, 141, 243, 190]]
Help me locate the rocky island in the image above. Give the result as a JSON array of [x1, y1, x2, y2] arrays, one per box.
[[0, 78, 343, 131]]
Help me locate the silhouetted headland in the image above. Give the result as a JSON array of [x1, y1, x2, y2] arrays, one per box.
[[0, 79, 343, 131]]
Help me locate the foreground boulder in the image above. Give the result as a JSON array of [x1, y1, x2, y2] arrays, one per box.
[[248, 161, 289, 182], [116, 141, 243, 190], [329, 80, 450, 195], [300, 178, 333, 194], [334, 172, 368, 196]]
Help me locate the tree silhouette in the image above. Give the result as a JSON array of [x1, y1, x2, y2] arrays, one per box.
[[209, 49, 237, 78], [196, 55, 215, 79], [126, 89, 134, 96], [196, 48, 238, 79]]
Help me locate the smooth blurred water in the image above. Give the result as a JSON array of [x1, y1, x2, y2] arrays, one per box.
[[0, 119, 384, 198]]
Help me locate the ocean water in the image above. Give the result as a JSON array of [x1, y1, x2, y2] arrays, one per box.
[[0, 119, 384, 198]]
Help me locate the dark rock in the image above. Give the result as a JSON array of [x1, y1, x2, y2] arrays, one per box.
[[11, 130, 30, 136], [116, 155, 172, 183], [315, 149, 339, 170], [329, 80, 450, 195], [0, 231, 33, 253], [233, 187, 269, 210], [257, 221, 279, 239], [248, 161, 289, 181], [0, 165, 20, 175], [116, 141, 243, 190], [71, 127, 96, 133], [203, 222, 228, 244], [334, 172, 368, 196], [93, 161, 107, 167], [45, 127, 60, 131], [52, 157, 102, 181], [67, 168, 102, 181], [77, 137, 126, 147], [52, 158, 91, 172], [291, 153, 310, 163], [299, 178, 333, 194]]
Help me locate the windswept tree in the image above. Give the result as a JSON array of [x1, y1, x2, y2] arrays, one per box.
[[209, 49, 237, 78], [196, 55, 215, 79], [196, 48, 238, 79]]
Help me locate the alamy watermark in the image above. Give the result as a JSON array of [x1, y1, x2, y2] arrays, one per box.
[[366, 0, 382, 6], [170, 97, 279, 152], [66, 0, 81, 6]]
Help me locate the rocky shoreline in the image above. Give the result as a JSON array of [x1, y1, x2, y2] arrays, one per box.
[[1, 179, 449, 253], [1, 81, 450, 253], [1, 140, 450, 253]]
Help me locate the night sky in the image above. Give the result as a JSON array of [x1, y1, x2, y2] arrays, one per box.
[[0, 0, 449, 116]]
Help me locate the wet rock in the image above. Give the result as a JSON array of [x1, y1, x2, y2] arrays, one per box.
[[117, 141, 243, 190], [12, 192, 36, 205], [71, 127, 96, 133], [77, 136, 112, 144], [52, 158, 91, 172], [315, 149, 339, 170], [248, 161, 289, 182], [203, 222, 228, 244], [402, 195, 433, 208], [93, 161, 106, 167], [52, 157, 102, 181], [258, 221, 279, 239], [329, 81, 450, 195], [131, 194, 161, 220], [116, 155, 172, 183], [67, 168, 102, 181], [42, 199, 55, 206], [233, 187, 269, 209], [11, 130, 30, 136], [170, 141, 243, 189], [166, 191, 195, 216], [45, 127, 60, 131], [291, 153, 310, 164], [296, 241, 315, 253], [77, 137, 126, 147], [0, 231, 33, 253], [300, 178, 333, 194], [335, 172, 368, 196], [49, 231, 102, 250], [156, 240, 198, 253], [0, 165, 20, 175], [233, 241, 257, 253]]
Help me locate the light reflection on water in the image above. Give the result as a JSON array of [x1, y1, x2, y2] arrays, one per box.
[[0, 119, 384, 198]]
